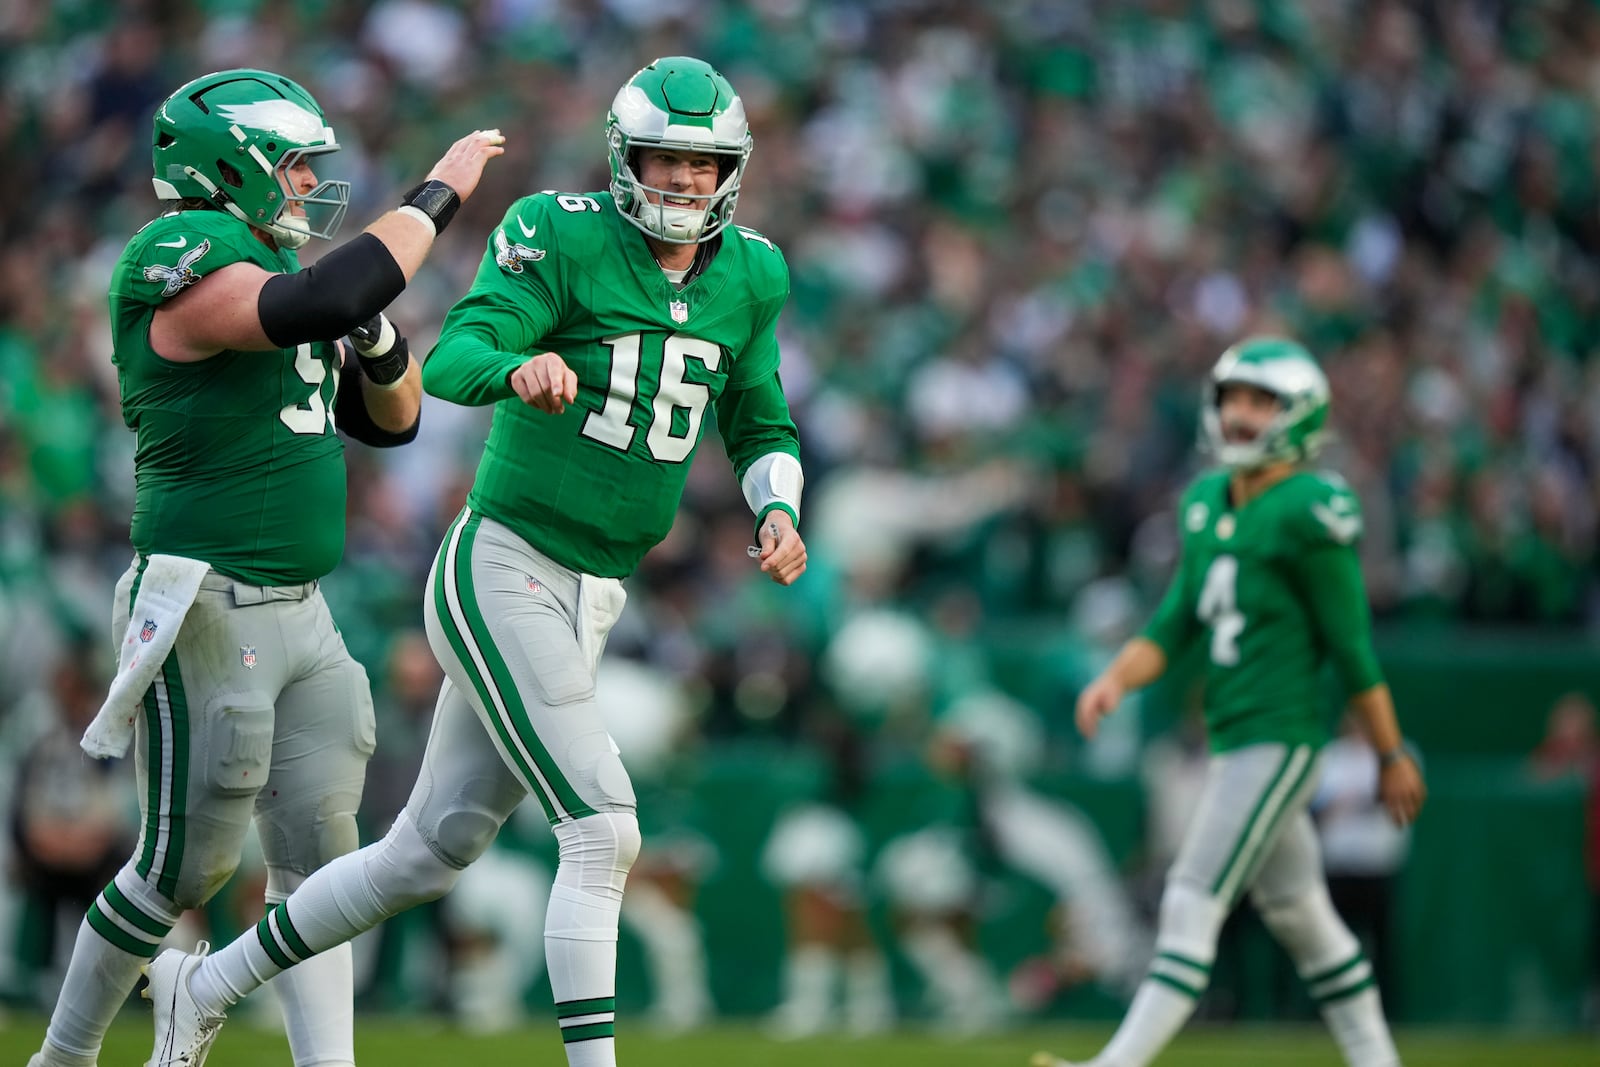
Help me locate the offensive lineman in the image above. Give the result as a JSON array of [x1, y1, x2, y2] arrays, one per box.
[[1034, 337, 1427, 1067], [142, 56, 807, 1067], [28, 69, 501, 1067]]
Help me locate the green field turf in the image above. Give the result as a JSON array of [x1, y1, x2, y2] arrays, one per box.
[[3, 1018, 1594, 1067]]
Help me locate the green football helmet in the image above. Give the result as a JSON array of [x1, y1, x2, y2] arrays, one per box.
[[151, 68, 349, 249], [605, 56, 752, 245], [1200, 337, 1331, 469]]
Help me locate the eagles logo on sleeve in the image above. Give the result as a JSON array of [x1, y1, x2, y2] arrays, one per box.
[[1311, 496, 1362, 545], [142, 239, 212, 298], [494, 227, 545, 274]]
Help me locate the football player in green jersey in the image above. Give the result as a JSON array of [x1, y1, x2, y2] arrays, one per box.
[[144, 57, 806, 1067], [1033, 338, 1427, 1067], [30, 69, 502, 1067]]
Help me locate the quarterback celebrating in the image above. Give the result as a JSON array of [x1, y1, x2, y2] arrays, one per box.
[[142, 57, 806, 1067], [29, 69, 501, 1067], [1036, 338, 1427, 1067]]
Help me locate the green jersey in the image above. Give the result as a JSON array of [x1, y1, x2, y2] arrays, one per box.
[[423, 192, 800, 578], [1143, 468, 1384, 752], [110, 209, 346, 585]]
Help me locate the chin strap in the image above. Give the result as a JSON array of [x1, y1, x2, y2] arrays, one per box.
[[182, 165, 305, 247]]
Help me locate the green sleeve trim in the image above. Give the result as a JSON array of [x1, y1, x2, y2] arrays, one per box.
[[755, 503, 798, 534]]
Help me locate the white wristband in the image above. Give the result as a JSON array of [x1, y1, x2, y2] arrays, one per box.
[[397, 204, 437, 238]]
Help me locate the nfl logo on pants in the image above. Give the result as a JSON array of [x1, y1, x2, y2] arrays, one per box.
[[240, 645, 257, 669]]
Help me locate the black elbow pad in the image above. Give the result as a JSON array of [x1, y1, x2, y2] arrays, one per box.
[[258, 234, 406, 348], [334, 345, 419, 447]]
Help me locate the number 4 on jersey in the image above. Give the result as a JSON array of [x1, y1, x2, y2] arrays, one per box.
[[1198, 555, 1245, 666]]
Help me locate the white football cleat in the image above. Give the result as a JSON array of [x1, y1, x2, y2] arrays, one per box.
[[142, 941, 226, 1067]]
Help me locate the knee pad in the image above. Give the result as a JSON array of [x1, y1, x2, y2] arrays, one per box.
[[564, 730, 637, 814], [371, 813, 466, 909], [1253, 883, 1360, 974], [426, 803, 504, 869], [553, 811, 641, 903]]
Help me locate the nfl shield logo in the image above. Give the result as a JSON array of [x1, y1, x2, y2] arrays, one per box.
[[139, 619, 158, 643], [240, 645, 257, 669], [526, 575, 542, 594], [670, 300, 688, 324]]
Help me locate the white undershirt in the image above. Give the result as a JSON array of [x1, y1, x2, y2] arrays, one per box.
[[660, 265, 689, 285]]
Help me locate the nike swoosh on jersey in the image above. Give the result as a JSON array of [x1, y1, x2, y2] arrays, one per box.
[[517, 217, 537, 238], [156, 236, 188, 248]]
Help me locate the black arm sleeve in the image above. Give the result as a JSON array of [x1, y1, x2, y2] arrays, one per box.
[[334, 345, 420, 448], [258, 234, 407, 348]]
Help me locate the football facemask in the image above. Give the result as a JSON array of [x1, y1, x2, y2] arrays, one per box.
[[605, 56, 752, 245]]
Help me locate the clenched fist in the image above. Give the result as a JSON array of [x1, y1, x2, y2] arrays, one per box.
[[509, 352, 578, 414]]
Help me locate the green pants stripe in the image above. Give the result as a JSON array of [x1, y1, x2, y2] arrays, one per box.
[[1212, 744, 1310, 902], [433, 507, 594, 821]]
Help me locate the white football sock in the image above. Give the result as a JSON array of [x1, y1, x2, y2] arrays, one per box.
[[770, 943, 838, 1036], [42, 870, 179, 1060], [547, 812, 641, 1067], [191, 814, 461, 1016], [844, 948, 895, 1034], [1257, 885, 1399, 1067], [1091, 880, 1226, 1067]]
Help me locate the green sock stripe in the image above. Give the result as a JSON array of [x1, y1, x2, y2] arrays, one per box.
[[101, 883, 171, 939], [1317, 974, 1377, 1005], [557, 996, 617, 1018], [1156, 950, 1212, 975], [1149, 972, 1204, 1000], [256, 915, 294, 970], [1307, 952, 1366, 988], [88, 902, 160, 957], [560, 1022, 615, 1043], [273, 903, 314, 960]]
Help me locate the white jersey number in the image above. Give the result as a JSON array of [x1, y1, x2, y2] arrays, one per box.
[[581, 332, 721, 463], [1197, 554, 1245, 667], [278, 343, 338, 435]]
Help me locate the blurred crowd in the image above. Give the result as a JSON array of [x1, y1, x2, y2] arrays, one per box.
[[2, 0, 1600, 1028]]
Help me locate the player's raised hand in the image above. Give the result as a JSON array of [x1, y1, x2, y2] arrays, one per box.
[[1379, 754, 1426, 827], [755, 511, 806, 586], [425, 128, 506, 203], [1075, 674, 1124, 740], [509, 352, 578, 414]]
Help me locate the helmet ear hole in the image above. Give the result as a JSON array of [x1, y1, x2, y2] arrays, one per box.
[[217, 161, 244, 189], [156, 131, 176, 148]]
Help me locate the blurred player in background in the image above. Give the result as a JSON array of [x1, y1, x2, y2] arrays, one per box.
[[1035, 337, 1427, 1067], [144, 56, 806, 1067], [28, 68, 501, 1067]]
